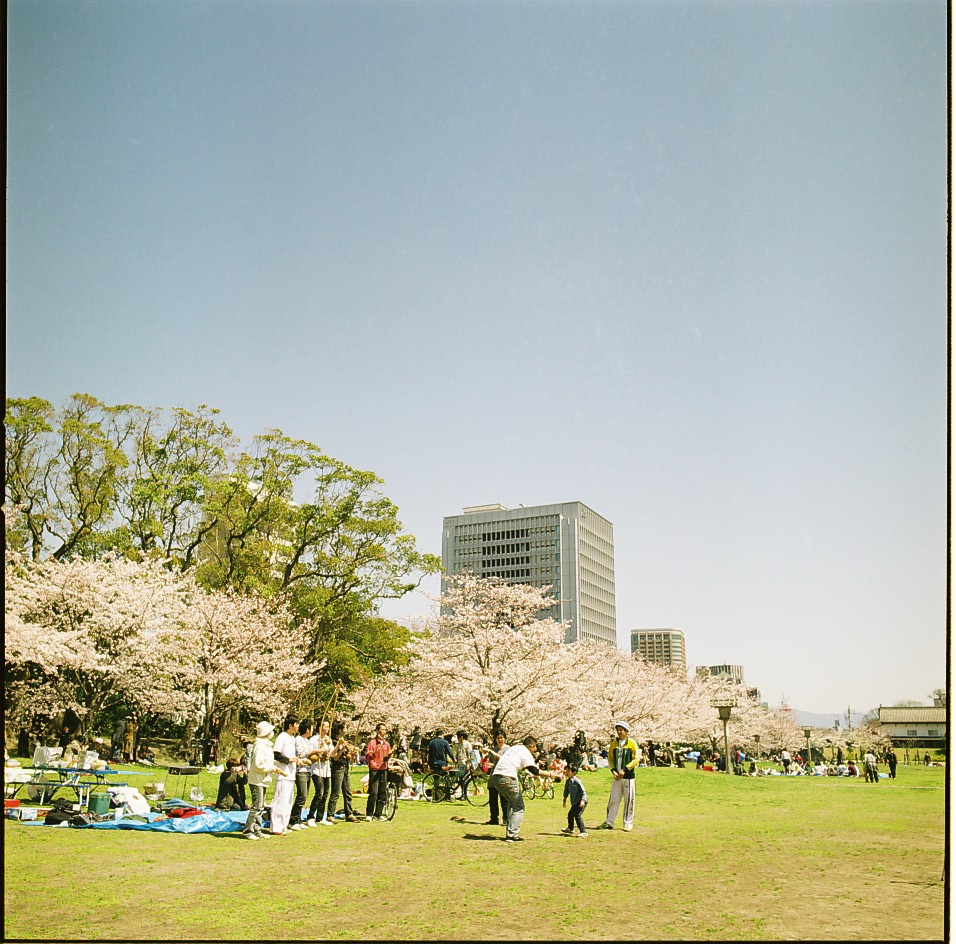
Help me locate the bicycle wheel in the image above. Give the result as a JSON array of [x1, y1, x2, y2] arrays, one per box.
[[463, 772, 490, 807], [520, 773, 535, 800], [543, 780, 555, 800], [383, 783, 398, 820], [423, 772, 450, 802]]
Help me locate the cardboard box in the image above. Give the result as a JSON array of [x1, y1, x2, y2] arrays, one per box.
[[15, 807, 38, 820]]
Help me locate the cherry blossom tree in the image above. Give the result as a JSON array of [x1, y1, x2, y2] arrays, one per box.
[[5, 550, 321, 741], [353, 574, 799, 752], [353, 574, 609, 743], [158, 583, 321, 739], [4, 550, 190, 734]]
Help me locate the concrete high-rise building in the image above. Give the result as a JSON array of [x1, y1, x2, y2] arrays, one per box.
[[441, 501, 616, 647], [630, 628, 686, 673]]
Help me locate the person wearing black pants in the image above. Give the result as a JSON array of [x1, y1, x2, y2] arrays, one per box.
[[364, 723, 391, 821], [887, 749, 898, 779], [484, 733, 510, 826], [327, 721, 358, 823], [288, 719, 314, 830], [307, 719, 333, 825]]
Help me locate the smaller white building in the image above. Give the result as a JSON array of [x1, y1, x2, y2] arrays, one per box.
[[877, 706, 946, 748]]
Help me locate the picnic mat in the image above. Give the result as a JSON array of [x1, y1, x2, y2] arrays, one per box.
[[19, 808, 248, 833]]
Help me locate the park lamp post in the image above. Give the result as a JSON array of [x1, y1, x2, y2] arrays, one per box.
[[753, 733, 761, 762], [802, 727, 812, 765], [710, 698, 737, 775]]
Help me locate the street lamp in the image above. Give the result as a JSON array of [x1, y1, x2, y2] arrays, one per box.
[[710, 698, 737, 775], [802, 727, 812, 766]]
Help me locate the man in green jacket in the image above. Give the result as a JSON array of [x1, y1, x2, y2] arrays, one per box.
[[596, 721, 639, 831]]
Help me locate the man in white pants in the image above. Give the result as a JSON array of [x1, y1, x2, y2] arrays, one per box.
[[596, 721, 639, 831], [269, 716, 299, 835]]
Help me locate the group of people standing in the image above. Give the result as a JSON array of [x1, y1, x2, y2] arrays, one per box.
[[232, 715, 644, 844], [240, 716, 391, 840]]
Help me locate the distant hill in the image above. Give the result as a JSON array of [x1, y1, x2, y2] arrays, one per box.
[[791, 708, 872, 729]]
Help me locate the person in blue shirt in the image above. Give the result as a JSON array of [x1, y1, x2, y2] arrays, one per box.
[[561, 765, 588, 837], [427, 730, 455, 773]]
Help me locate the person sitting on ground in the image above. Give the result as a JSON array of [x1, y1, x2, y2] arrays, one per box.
[[216, 758, 248, 811], [136, 741, 156, 765], [846, 760, 859, 777]]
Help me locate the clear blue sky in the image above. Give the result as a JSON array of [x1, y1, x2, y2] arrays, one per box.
[[7, 0, 948, 715]]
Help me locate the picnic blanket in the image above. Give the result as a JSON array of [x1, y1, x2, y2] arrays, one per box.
[[20, 808, 249, 833]]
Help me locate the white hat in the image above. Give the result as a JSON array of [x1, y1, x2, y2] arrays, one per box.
[[613, 720, 630, 732], [256, 721, 275, 738]]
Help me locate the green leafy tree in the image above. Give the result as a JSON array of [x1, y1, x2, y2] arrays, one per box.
[[4, 396, 56, 559], [5, 394, 439, 699]]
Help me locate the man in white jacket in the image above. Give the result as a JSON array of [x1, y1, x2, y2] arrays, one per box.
[[270, 716, 299, 835], [243, 721, 282, 840]]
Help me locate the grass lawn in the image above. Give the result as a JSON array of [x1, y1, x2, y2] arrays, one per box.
[[3, 763, 946, 940]]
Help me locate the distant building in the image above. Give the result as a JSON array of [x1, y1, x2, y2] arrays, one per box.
[[877, 706, 946, 750], [630, 629, 686, 673], [441, 501, 616, 647], [697, 664, 746, 685]]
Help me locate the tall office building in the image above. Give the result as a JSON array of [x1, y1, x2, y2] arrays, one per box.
[[630, 628, 687, 673], [441, 501, 616, 647]]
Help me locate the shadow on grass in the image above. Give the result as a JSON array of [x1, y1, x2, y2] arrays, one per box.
[[461, 832, 505, 841]]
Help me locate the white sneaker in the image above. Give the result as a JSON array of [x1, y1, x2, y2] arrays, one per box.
[[376, 815, 388, 821], [320, 817, 334, 825], [289, 823, 305, 831], [623, 824, 633, 831], [306, 819, 317, 827], [365, 815, 373, 821], [243, 833, 259, 840]]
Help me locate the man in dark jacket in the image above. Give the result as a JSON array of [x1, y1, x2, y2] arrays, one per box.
[[427, 730, 455, 773]]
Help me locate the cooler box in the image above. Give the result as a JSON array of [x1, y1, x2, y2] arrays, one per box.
[[4, 798, 20, 809], [88, 793, 111, 815]]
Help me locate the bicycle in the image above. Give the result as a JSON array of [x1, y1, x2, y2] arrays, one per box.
[[421, 767, 457, 802], [518, 767, 555, 799], [382, 778, 398, 820], [459, 767, 490, 807]]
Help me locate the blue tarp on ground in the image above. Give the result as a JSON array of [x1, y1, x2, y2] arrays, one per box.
[[18, 808, 249, 833], [81, 809, 247, 832]]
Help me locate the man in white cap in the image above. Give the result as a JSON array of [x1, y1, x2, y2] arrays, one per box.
[[242, 720, 283, 840], [596, 721, 640, 831]]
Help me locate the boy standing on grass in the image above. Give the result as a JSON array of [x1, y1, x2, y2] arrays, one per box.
[[561, 765, 588, 837]]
